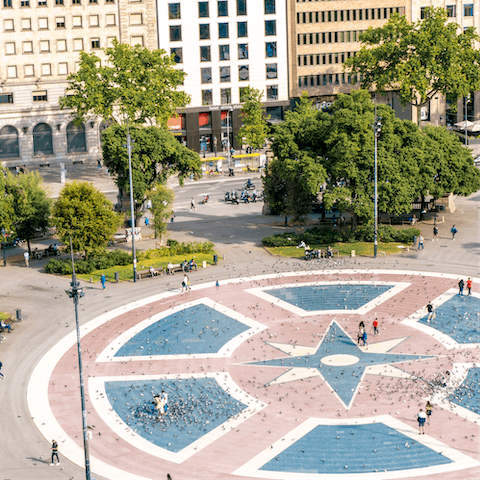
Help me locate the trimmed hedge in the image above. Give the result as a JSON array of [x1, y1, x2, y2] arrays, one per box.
[[262, 225, 420, 247]]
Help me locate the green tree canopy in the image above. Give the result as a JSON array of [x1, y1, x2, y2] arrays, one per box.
[[52, 181, 121, 258], [59, 40, 190, 127], [148, 185, 175, 240], [4, 171, 51, 254], [0, 169, 14, 240], [102, 124, 202, 203], [344, 8, 480, 122], [237, 86, 270, 150]]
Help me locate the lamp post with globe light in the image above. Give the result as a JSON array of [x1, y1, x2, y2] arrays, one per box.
[[372, 107, 382, 259]]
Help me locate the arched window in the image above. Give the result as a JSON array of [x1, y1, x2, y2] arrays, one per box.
[[0, 125, 19, 158], [33, 123, 53, 156], [66, 121, 86, 153]]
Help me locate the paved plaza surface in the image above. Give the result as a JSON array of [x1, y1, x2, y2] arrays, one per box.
[[0, 165, 479, 480]]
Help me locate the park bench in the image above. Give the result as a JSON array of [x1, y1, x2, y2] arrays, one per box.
[[136, 266, 164, 280], [320, 248, 340, 259], [166, 263, 183, 274]]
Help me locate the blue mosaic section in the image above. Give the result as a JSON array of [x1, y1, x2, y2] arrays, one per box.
[[105, 378, 247, 453], [266, 284, 393, 311], [115, 304, 250, 357], [260, 423, 452, 473], [418, 296, 480, 344], [252, 322, 431, 407], [448, 367, 480, 414]]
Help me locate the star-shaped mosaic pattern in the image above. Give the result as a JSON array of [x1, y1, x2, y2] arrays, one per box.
[[249, 321, 433, 409]]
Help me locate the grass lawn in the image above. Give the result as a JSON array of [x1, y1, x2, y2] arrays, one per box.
[[77, 253, 216, 283], [266, 242, 410, 258]]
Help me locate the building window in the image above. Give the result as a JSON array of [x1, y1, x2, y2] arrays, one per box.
[[220, 66, 230, 82], [446, 5, 456, 17], [198, 1, 209, 18], [238, 64, 249, 81], [40, 40, 50, 52], [464, 4, 473, 16], [25, 64, 34, 76], [105, 0, 114, 3], [72, 0, 81, 4], [66, 121, 86, 153], [199, 24, 210, 39], [265, 20, 276, 36], [5, 43, 16, 55], [265, 41, 277, 57], [130, 13, 143, 25], [33, 123, 53, 155], [238, 43, 248, 59], [38, 17, 48, 29], [199, 112, 211, 128], [236, 0, 246, 15], [237, 21, 247, 38], [239, 86, 248, 102], [21, 0, 30, 7], [168, 3, 181, 20], [266, 63, 277, 79], [23, 41, 33, 53], [200, 45, 211, 62], [41, 63, 52, 75], [38, 0, 47, 4], [264, 0, 275, 15], [267, 85, 278, 101], [420, 7, 427, 19], [89, 15, 99, 26], [219, 44, 230, 61], [266, 106, 282, 122], [202, 90, 213, 106], [21, 18, 32, 30], [201, 67, 212, 83], [106, 14, 116, 26], [73, 15, 82, 27], [0, 126, 20, 159], [89, 0, 98, 3], [4, 19, 14, 31], [55, 0, 63, 4], [74, 38, 84, 50], [170, 47, 182, 63], [58, 62, 68, 75], [131, 35, 143, 46], [4, 0, 12, 7], [170, 25, 182, 41], [91, 38, 100, 49], [7, 66, 17, 78], [57, 39, 67, 51], [33, 91, 48, 102], [218, 22, 229, 39], [221, 88, 231, 104], [218, 0, 228, 17], [56, 16, 65, 28], [167, 114, 186, 131]]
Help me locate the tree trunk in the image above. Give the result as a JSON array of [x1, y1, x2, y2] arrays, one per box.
[[27, 238, 31, 257]]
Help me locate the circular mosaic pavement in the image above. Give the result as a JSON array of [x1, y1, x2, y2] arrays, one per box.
[[28, 270, 480, 480]]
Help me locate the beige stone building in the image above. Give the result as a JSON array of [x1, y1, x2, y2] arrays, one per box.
[[0, 0, 157, 168]]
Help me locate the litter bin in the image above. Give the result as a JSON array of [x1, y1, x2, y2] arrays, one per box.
[[213, 254, 218, 265], [438, 205, 445, 212], [115, 271, 120, 283], [16, 308, 22, 321]]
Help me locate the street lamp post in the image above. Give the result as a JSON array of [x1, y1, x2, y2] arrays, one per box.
[[464, 95, 469, 146], [372, 108, 382, 259], [226, 107, 232, 171], [66, 238, 91, 480]]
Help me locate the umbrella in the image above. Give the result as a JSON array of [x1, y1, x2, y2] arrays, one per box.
[[467, 122, 480, 133], [454, 120, 475, 129]]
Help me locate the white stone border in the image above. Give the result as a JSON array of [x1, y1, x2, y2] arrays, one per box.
[[402, 290, 480, 350], [96, 297, 266, 362], [245, 281, 411, 316], [89, 372, 267, 464], [233, 414, 479, 479]]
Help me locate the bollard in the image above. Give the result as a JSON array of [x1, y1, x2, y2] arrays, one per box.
[[16, 309, 22, 321], [351, 250, 355, 257], [203, 260, 207, 269], [115, 271, 120, 283], [90, 277, 93, 283], [213, 254, 218, 265]]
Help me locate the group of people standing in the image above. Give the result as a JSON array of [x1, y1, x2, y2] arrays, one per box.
[[357, 319, 380, 346]]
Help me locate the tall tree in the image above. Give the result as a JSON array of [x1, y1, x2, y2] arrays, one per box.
[[102, 124, 201, 204], [148, 185, 175, 240], [59, 39, 189, 127], [344, 8, 480, 123], [237, 87, 270, 150], [52, 181, 121, 258], [0, 169, 13, 240], [5, 171, 51, 255]]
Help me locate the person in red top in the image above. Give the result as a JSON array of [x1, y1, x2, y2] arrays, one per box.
[[466, 278, 472, 296], [372, 318, 379, 336]]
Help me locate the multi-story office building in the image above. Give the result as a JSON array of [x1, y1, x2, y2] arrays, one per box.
[[0, 0, 157, 168], [158, 0, 289, 153]]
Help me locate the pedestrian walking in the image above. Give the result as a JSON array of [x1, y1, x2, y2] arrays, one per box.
[[362, 329, 368, 346], [433, 225, 439, 241], [101, 274, 106, 290], [426, 302, 435, 323], [425, 401, 433, 425], [50, 439, 60, 465], [372, 318, 379, 336], [451, 225, 457, 240], [417, 409, 427, 434], [97, 159, 102, 170], [458, 279, 464, 296], [0, 361, 3, 379], [190, 197, 196, 211], [182, 274, 191, 293], [466, 278, 472, 296], [418, 235, 424, 250], [24, 251, 29, 268]]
